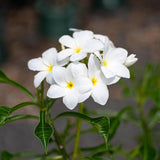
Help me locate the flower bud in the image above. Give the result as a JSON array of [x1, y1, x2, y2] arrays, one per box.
[[124, 54, 138, 67]]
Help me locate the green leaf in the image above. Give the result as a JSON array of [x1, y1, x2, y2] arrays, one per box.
[[1, 150, 39, 160], [0, 102, 38, 127], [53, 112, 110, 146], [84, 156, 109, 160], [0, 70, 35, 101], [35, 111, 53, 153], [109, 107, 134, 141], [127, 146, 141, 159], [10, 102, 39, 112], [4, 114, 38, 124], [0, 106, 11, 126], [1, 151, 13, 160], [140, 144, 158, 160], [109, 117, 120, 141]]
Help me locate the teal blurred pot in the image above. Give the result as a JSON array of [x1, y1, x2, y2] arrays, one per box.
[[94, 0, 126, 10], [36, 0, 79, 38], [0, 12, 5, 65]]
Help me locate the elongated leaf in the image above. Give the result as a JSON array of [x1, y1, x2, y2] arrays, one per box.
[[109, 106, 134, 141], [140, 144, 158, 160], [0, 70, 35, 101], [0, 106, 11, 126], [1, 150, 39, 160], [1, 150, 13, 160], [84, 156, 109, 160], [11, 102, 38, 112], [54, 112, 110, 146], [109, 117, 120, 141], [35, 111, 53, 153], [4, 115, 38, 124], [0, 102, 38, 127]]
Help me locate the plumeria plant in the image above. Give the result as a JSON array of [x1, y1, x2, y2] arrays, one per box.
[[0, 29, 149, 160]]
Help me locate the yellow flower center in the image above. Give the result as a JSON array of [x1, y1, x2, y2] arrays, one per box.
[[74, 47, 82, 53], [91, 77, 98, 86], [103, 60, 108, 67], [47, 65, 53, 72], [67, 81, 74, 89], [61, 44, 65, 50]]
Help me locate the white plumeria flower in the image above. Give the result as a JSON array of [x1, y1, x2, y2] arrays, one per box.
[[47, 65, 92, 110], [70, 56, 110, 105], [69, 28, 114, 47], [88, 55, 109, 105], [58, 30, 103, 62], [100, 39, 130, 80], [94, 34, 115, 49], [28, 48, 69, 88], [124, 54, 138, 67]]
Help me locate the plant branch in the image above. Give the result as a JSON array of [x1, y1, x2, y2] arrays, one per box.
[[53, 126, 70, 160], [72, 103, 84, 160]]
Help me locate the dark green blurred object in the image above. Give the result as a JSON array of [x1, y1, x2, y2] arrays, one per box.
[[36, 0, 79, 38], [0, 12, 6, 66], [94, 0, 125, 10]]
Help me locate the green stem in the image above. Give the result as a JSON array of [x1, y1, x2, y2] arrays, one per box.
[[46, 112, 70, 160], [40, 81, 44, 109], [37, 81, 45, 110], [72, 103, 84, 160], [138, 100, 151, 143], [137, 99, 152, 160], [53, 127, 70, 160]]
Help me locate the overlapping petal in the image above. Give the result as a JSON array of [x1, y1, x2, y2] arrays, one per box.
[[52, 66, 66, 86], [28, 58, 46, 71], [59, 35, 76, 48], [58, 49, 73, 61], [47, 85, 66, 98], [34, 71, 47, 88], [92, 83, 109, 105], [63, 92, 79, 110]]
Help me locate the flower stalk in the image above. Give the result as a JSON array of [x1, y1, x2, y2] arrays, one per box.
[[53, 127, 70, 160], [72, 103, 84, 160]]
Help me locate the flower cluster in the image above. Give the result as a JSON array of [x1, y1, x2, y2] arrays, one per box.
[[28, 29, 137, 110]]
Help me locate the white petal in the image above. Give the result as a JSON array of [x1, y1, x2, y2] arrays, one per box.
[[110, 63, 130, 78], [94, 51, 103, 61], [78, 91, 92, 103], [46, 72, 55, 84], [59, 35, 76, 48], [58, 49, 74, 61], [75, 77, 92, 94], [69, 28, 82, 32], [56, 57, 70, 67], [92, 84, 109, 105], [84, 39, 103, 52], [104, 76, 120, 85], [70, 52, 87, 62], [70, 62, 88, 77], [47, 85, 66, 98], [101, 66, 115, 78], [63, 92, 79, 110], [34, 71, 47, 88], [73, 31, 93, 47], [124, 54, 138, 67], [103, 37, 110, 54], [108, 48, 128, 64], [88, 54, 100, 77], [28, 58, 46, 71], [65, 64, 74, 81], [94, 34, 107, 43], [52, 66, 66, 86], [42, 48, 57, 65]]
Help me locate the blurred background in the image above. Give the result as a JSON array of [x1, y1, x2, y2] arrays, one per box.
[[0, 0, 160, 157]]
